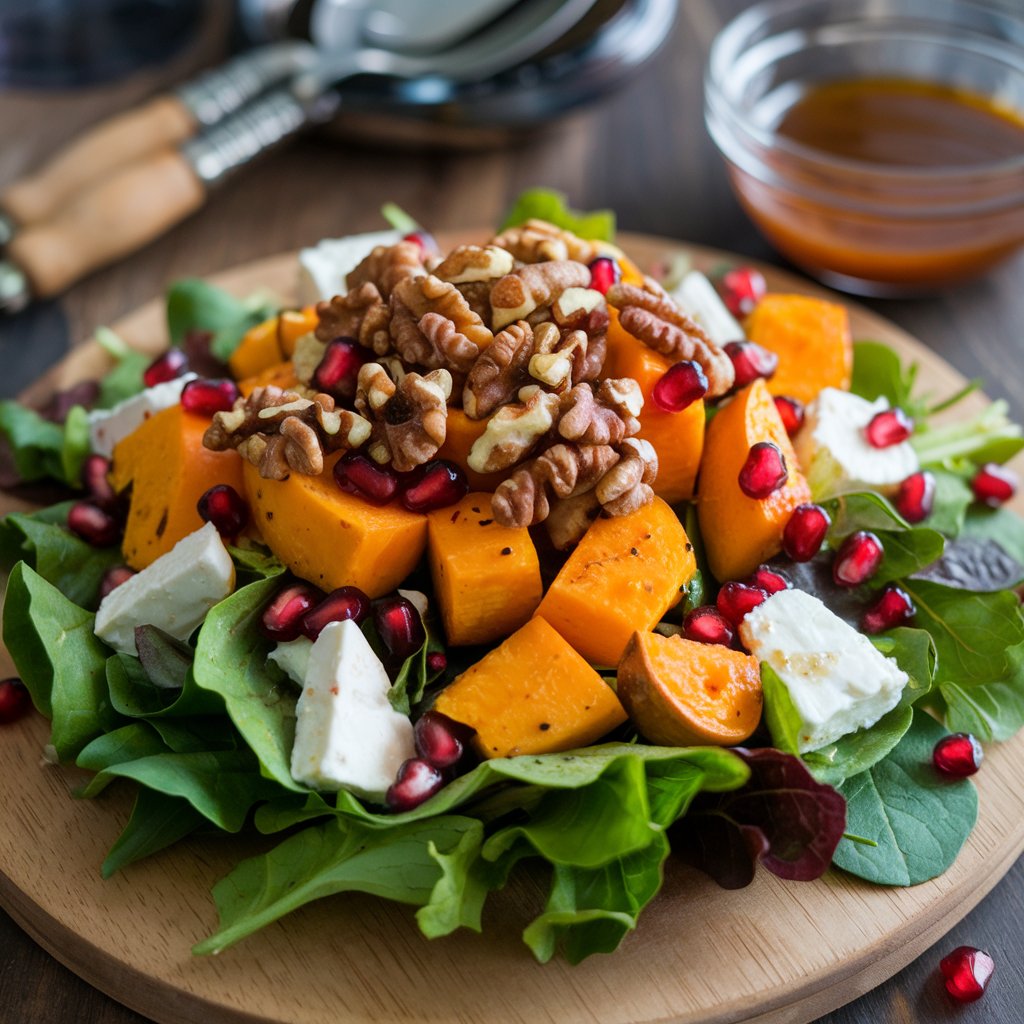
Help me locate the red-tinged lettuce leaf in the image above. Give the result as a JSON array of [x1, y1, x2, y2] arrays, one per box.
[[671, 748, 846, 889]]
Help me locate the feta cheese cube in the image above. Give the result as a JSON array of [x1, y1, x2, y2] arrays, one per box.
[[296, 230, 403, 305], [268, 637, 313, 686], [669, 270, 745, 347], [94, 522, 235, 655], [739, 588, 908, 752], [290, 619, 414, 800], [795, 387, 919, 499], [87, 373, 197, 457]]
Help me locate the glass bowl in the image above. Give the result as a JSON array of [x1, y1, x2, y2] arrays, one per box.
[[704, 0, 1024, 296]]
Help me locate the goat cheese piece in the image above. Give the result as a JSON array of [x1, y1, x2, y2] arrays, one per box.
[[94, 522, 234, 655], [794, 387, 919, 499], [290, 619, 414, 800], [669, 270, 745, 347], [268, 637, 313, 686], [739, 588, 908, 753], [87, 373, 198, 457], [296, 230, 403, 305]]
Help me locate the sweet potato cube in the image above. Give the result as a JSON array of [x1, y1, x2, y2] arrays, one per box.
[[535, 496, 696, 668], [745, 294, 852, 404], [433, 616, 626, 758], [111, 404, 245, 570], [435, 408, 506, 493], [617, 632, 762, 746], [243, 454, 426, 597], [697, 378, 811, 582], [604, 316, 705, 503], [427, 493, 542, 646]]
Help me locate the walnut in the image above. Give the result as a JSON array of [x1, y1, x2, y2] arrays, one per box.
[[455, 280, 492, 323], [557, 379, 642, 446], [434, 244, 514, 284], [391, 274, 492, 350], [552, 287, 607, 332], [490, 260, 591, 330], [577, 329, 606, 381], [527, 322, 585, 390], [606, 280, 735, 397], [204, 386, 371, 480], [292, 332, 327, 386], [544, 490, 602, 550], [315, 282, 391, 355], [345, 240, 425, 298], [491, 443, 620, 528], [355, 363, 452, 473], [597, 438, 659, 516], [417, 313, 482, 374], [462, 320, 535, 420], [467, 386, 561, 474], [489, 219, 601, 265]]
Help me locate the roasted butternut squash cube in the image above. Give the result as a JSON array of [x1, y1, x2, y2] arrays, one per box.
[[243, 454, 427, 597], [433, 616, 626, 758], [535, 496, 697, 668], [427, 492, 541, 646], [229, 307, 318, 381], [111, 404, 245, 570], [237, 360, 301, 398], [435, 408, 506, 493]]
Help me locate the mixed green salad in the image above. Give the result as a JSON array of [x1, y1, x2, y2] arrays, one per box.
[[1, 192, 1023, 966]]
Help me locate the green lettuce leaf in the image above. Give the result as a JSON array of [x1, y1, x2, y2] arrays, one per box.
[[499, 189, 615, 241], [166, 279, 279, 361]]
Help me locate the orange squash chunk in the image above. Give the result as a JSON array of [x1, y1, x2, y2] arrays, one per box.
[[243, 454, 426, 597], [433, 616, 626, 758], [229, 307, 317, 380], [604, 316, 705, 502], [617, 632, 762, 746], [111, 404, 245, 569], [745, 294, 852, 404], [698, 378, 811, 582], [237, 360, 300, 398], [427, 493, 542, 646], [278, 306, 318, 357], [435, 408, 506, 493], [535, 496, 696, 668]]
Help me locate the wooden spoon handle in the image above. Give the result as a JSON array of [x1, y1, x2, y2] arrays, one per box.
[[0, 96, 197, 228], [7, 150, 205, 299]]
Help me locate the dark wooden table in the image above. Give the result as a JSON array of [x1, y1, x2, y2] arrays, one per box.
[[1, 2, 1022, 1021]]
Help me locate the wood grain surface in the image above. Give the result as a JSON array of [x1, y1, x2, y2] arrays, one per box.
[[1, 237, 1023, 1024], [0, 1, 1022, 1022]]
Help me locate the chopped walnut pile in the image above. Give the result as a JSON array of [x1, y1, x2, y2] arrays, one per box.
[[204, 386, 371, 480]]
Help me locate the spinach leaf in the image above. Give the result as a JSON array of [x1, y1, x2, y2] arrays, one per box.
[[228, 544, 286, 583], [415, 821, 489, 938], [760, 662, 802, 754], [870, 626, 936, 708], [94, 326, 149, 409], [3, 562, 120, 760], [166, 279, 278, 361], [77, 721, 170, 797], [832, 710, 978, 885], [804, 705, 914, 786], [101, 787, 206, 878], [59, 405, 91, 486], [962, 504, 1024, 566], [850, 340, 918, 411], [0, 401, 70, 483], [498, 189, 615, 241], [938, 643, 1024, 743], [926, 469, 974, 537]]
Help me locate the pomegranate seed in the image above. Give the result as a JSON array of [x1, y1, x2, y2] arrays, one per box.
[[682, 606, 734, 647], [895, 471, 935, 524], [402, 229, 438, 255], [142, 348, 189, 388], [716, 581, 768, 626], [67, 501, 120, 547], [782, 504, 832, 562], [832, 531, 884, 587], [0, 678, 31, 724], [939, 946, 994, 1002], [724, 341, 779, 389], [865, 407, 914, 448], [386, 757, 444, 811], [414, 710, 472, 769], [747, 564, 791, 595], [313, 338, 368, 400], [652, 360, 708, 413], [80, 454, 119, 511], [720, 266, 767, 318], [98, 565, 136, 601], [197, 484, 248, 539], [181, 378, 239, 416], [773, 395, 805, 435], [971, 463, 1018, 507], [400, 460, 468, 513], [333, 452, 399, 505], [301, 586, 371, 640], [862, 585, 916, 633], [261, 582, 323, 642], [426, 651, 448, 674], [933, 733, 984, 778], [588, 256, 621, 295], [374, 595, 426, 660], [738, 441, 788, 499]]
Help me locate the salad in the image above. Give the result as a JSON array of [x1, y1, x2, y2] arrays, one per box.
[[1, 191, 1022, 967]]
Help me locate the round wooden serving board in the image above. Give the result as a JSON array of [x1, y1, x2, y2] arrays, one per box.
[[2, 234, 1022, 1024]]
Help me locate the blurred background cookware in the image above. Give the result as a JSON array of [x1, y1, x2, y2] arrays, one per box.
[[0, 0, 677, 313]]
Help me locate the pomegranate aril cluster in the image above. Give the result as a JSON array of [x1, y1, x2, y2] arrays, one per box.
[[861, 585, 915, 634], [98, 565, 136, 601], [720, 266, 766, 319], [939, 946, 994, 1003], [414, 710, 472, 771], [773, 395, 804, 435], [197, 484, 249, 539], [67, 501, 121, 547], [386, 757, 444, 812], [738, 441, 788, 499], [302, 586, 371, 641], [374, 595, 426, 660], [716, 581, 767, 627], [81, 454, 119, 511], [971, 462, 1018, 507], [181, 378, 239, 416], [313, 338, 367, 400], [0, 677, 31, 724], [747, 564, 790, 595], [652, 360, 707, 413], [864, 407, 913, 448], [261, 582, 323, 642], [832, 531, 883, 587], [895, 470, 935, 523], [932, 732, 983, 778], [682, 606, 734, 647], [724, 340, 778, 389], [400, 460, 468, 513], [588, 256, 621, 295], [143, 348, 189, 387], [782, 503, 831, 562], [334, 452, 399, 505]]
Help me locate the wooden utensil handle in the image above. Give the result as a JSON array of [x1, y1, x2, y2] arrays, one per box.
[[7, 150, 205, 299], [0, 96, 197, 228]]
